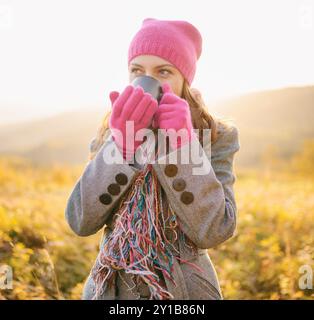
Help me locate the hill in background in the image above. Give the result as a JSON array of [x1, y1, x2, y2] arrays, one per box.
[[1, 85, 313, 168]]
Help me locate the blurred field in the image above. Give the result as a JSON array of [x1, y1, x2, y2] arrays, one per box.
[[0, 140, 314, 300]]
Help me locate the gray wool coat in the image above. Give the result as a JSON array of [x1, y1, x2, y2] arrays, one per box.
[[65, 120, 240, 300]]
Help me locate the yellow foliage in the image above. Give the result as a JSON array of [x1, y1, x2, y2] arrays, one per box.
[[0, 156, 313, 300]]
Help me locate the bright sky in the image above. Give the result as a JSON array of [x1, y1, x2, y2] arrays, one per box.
[[0, 0, 313, 124]]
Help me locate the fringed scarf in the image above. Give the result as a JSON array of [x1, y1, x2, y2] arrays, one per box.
[[90, 162, 204, 300]]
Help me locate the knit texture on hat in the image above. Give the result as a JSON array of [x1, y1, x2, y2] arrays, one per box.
[[128, 18, 202, 85]]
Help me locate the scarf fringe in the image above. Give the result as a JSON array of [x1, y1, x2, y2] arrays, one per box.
[[91, 164, 203, 300]]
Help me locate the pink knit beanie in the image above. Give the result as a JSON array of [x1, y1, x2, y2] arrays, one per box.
[[128, 18, 202, 86]]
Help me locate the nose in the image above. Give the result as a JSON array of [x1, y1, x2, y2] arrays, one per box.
[[144, 71, 154, 78]]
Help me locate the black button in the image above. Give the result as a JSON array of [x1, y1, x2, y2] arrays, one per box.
[[108, 183, 121, 196], [115, 173, 128, 185], [172, 178, 186, 192], [180, 191, 194, 205], [164, 164, 178, 177], [99, 193, 112, 205]]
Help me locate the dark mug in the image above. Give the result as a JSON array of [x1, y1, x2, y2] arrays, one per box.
[[131, 75, 163, 104]]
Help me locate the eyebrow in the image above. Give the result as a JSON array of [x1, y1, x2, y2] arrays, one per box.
[[130, 63, 175, 69]]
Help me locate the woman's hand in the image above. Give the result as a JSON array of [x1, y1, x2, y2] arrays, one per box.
[[109, 85, 158, 160], [152, 83, 196, 150]]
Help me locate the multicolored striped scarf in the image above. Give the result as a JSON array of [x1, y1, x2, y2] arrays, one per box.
[[90, 162, 204, 300]]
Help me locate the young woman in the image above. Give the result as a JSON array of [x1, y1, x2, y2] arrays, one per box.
[[65, 18, 240, 300]]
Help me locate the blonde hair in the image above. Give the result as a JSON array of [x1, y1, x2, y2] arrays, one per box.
[[89, 79, 233, 160]]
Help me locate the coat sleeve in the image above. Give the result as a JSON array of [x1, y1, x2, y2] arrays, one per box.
[[65, 134, 139, 236], [151, 125, 240, 249]]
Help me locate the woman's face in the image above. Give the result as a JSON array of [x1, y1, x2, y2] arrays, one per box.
[[128, 55, 185, 97]]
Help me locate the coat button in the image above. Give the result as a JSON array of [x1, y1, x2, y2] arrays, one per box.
[[172, 178, 186, 192], [180, 191, 194, 205], [164, 164, 178, 177], [108, 183, 121, 196], [115, 173, 128, 185], [99, 193, 112, 205]]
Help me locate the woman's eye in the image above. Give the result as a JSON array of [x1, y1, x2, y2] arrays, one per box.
[[131, 68, 142, 74], [159, 69, 171, 76], [130, 68, 172, 77]]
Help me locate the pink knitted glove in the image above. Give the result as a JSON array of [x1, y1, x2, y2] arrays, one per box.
[[109, 85, 158, 161], [152, 83, 196, 150]]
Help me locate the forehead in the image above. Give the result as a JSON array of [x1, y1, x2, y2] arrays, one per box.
[[130, 55, 175, 68]]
